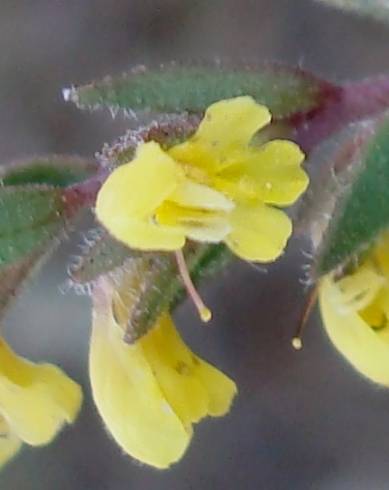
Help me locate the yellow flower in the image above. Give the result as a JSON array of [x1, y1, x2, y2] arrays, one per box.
[[96, 96, 308, 262], [0, 336, 82, 468], [319, 231, 389, 385], [89, 275, 237, 469]]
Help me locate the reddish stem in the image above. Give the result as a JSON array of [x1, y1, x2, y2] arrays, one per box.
[[62, 168, 110, 217], [294, 75, 389, 151]]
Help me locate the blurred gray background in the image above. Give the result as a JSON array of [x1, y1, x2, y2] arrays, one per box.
[[1, 1, 389, 489]]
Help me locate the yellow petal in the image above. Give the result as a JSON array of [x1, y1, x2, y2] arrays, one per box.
[[170, 179, 234, 211], [105, 218, 186, 251], [97, 141, 183, 218], [192, 96, 271, 154], [156, 202, 231, 243], [319, 275, 389, 386], [216, 140, 307, 206], [96, 141, 184, 247], [141, 315, 210, 427], [0, 338, 82, 446], [225, 202, 292, 262], [360, 297, 385, 327], [168, 142, 220, 174], [373, 232, 389, 276], [0, 417, 22, 469], [91, 274, 237, 469], [142, 314, 236, 425], [335, 264, 385, 313], [184, 220, 231, 243], [377, 288, 389, 319], [169, 96, 271, 173], [89, 303, 189, 469], [192, 356, 237, 417]]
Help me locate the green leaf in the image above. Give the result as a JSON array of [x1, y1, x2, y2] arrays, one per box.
[[314, 116, 389, 275], [65, 63, 339, 120], [0, 155, 98, 187], [123, 243, 231, 343], [0, 187, 66, 266], [0, 155, 99, 318], [0, 186, 67, 319], [69, 229, 137, 284], [316, 0, 389, 23]]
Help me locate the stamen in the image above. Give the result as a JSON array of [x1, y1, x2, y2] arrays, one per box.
[[292, 285, 318, 350], [175, 250, 212, 322]]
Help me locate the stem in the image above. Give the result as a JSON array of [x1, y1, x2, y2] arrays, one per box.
[[294, 75, 389, 151], [62, 168, 110, 216]]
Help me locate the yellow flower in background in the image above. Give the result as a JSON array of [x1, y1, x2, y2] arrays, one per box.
[[96, 96, 308, 262], [319, 231, 389, 385], [0, 336, 82, 468], [89, 276, 237, 469]]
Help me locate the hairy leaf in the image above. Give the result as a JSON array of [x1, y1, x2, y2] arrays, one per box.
[[125, 243, 231, 343], [69, 229, 136, 284], [0, 155, 98, 187], [316, 0, 389, 23], [0, 187, 65, 266], [64, 63, 339, 120], [97, 115, 200, 167], [0, 155, 99, 318], [312, 115, 389, 275]]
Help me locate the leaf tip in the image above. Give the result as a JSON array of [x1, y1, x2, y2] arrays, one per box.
[[62, 86, 77, 103]]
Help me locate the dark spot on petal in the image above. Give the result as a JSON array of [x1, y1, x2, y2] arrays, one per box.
[[175, 360, 191, 375]]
